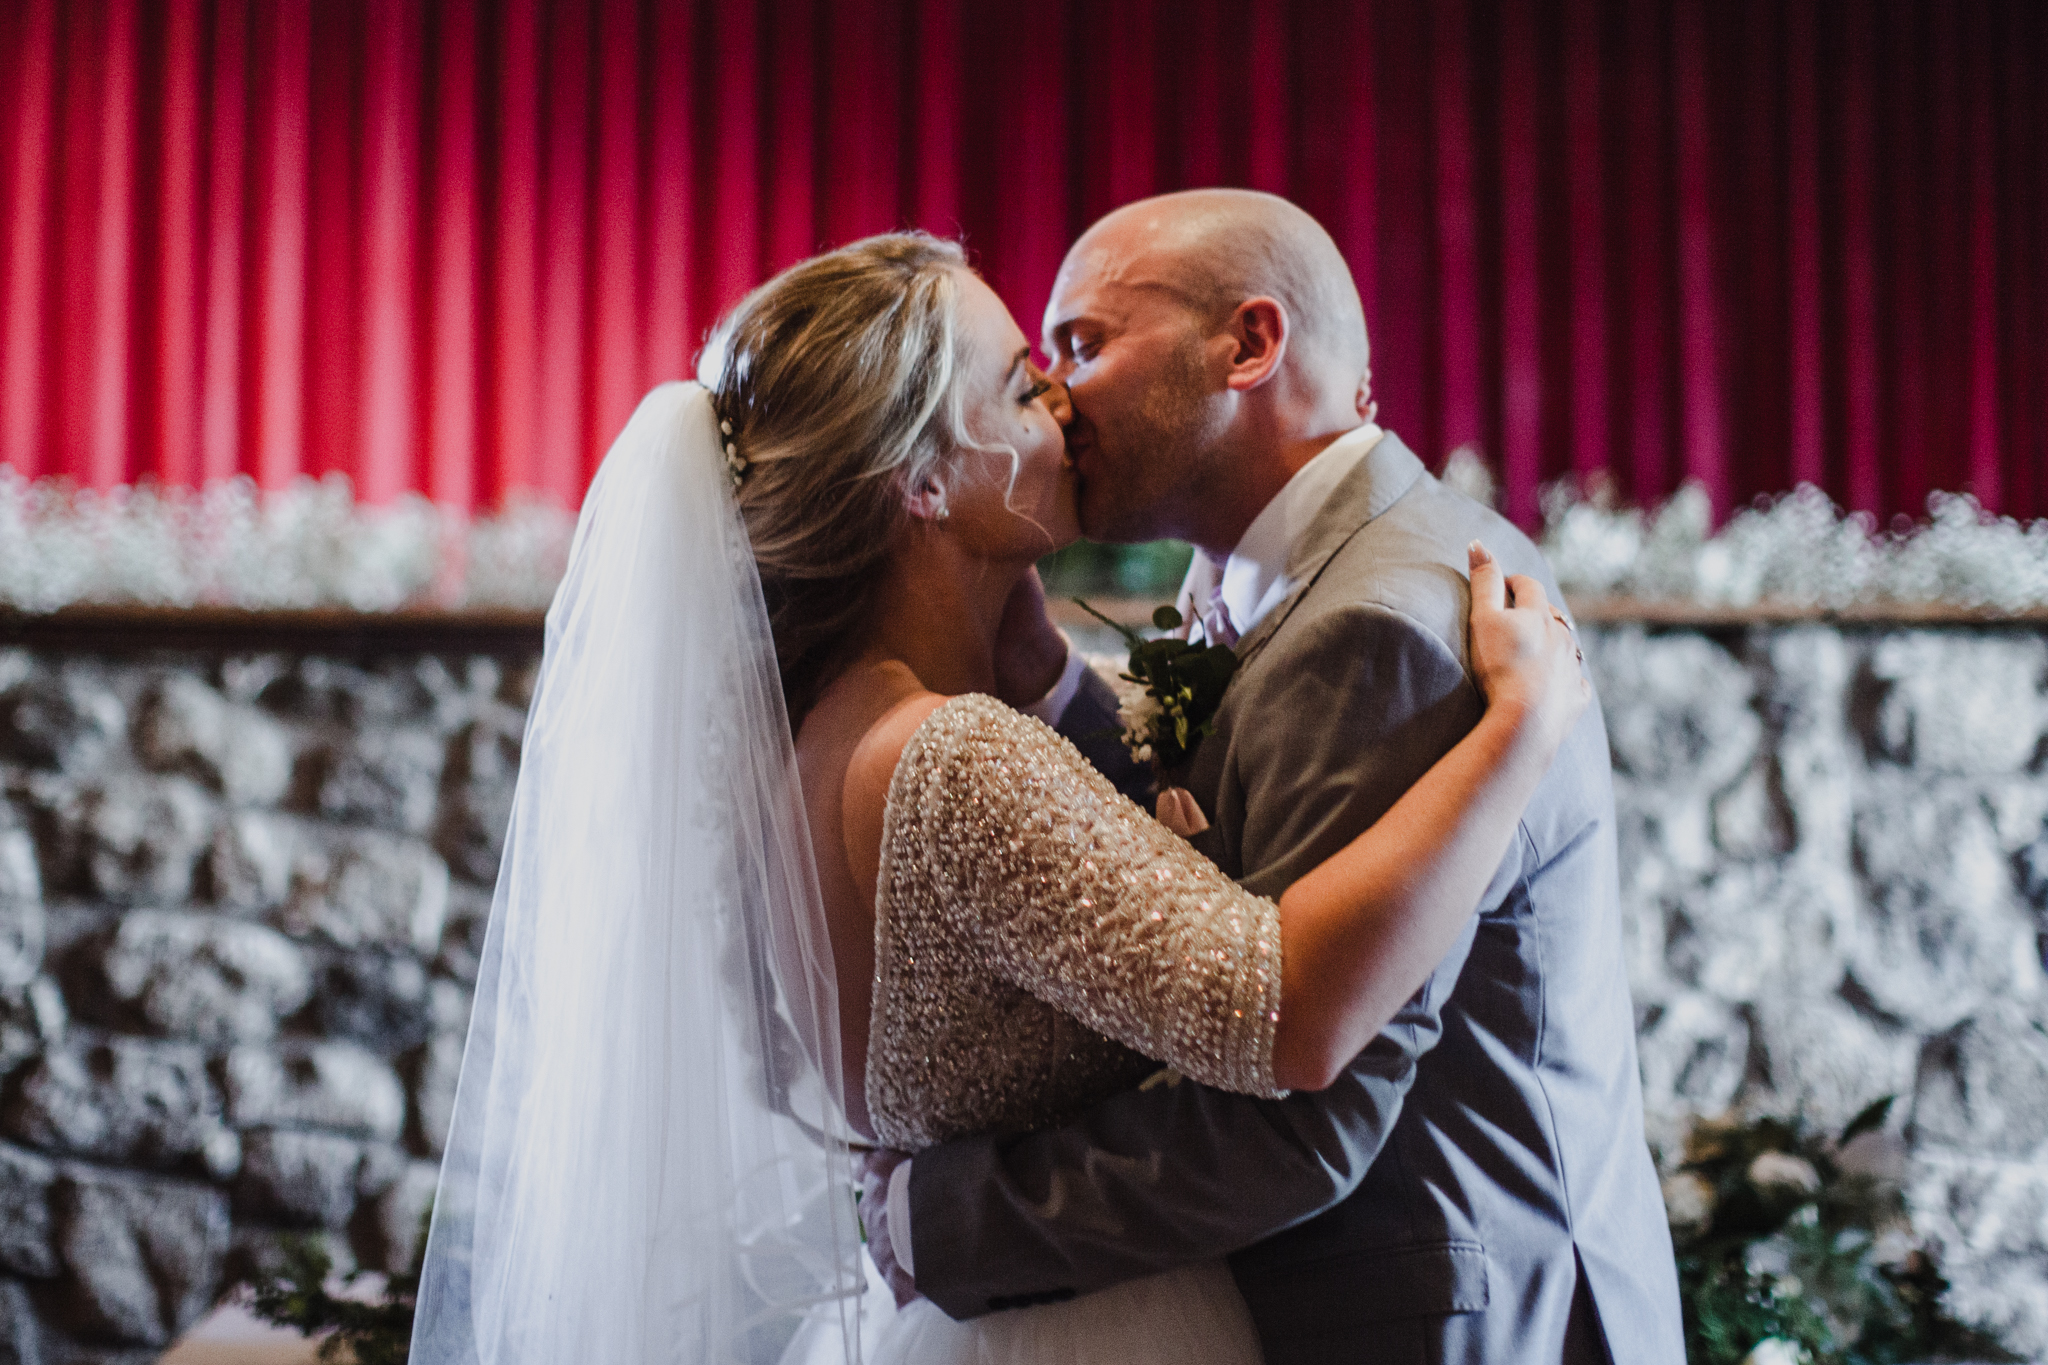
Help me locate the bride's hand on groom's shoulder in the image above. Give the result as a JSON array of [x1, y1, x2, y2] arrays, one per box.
[[1466, 543, 1590, 753], [860, 1147, 920, 1309]]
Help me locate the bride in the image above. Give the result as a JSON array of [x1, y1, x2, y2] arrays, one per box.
[[409, 233, 1586, 1365]]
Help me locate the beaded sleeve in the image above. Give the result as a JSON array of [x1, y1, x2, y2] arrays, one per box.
[[877, 694, 1285, 1102]]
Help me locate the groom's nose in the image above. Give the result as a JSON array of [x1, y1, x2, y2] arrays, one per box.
[[1045, 381, 1073, 425]]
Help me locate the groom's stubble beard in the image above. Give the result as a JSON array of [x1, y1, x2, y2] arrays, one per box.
[[1075, 329, 1229, 545]]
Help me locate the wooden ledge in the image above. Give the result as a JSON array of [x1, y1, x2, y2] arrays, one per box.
[[5, 597, 2046, 655], [0, 605, 547, 654], [1051, 594, 2048, 631], [1564, 596, 2048, 627]]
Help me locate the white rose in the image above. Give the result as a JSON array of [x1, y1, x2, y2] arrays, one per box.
[[1747, 1151, 1822, 1195], [1661, 1172, 1717, 1237], [1871, 1227, 1918, 1269], [1740, 1337, 1809, 1365], [1117, 692, 1162, 739]]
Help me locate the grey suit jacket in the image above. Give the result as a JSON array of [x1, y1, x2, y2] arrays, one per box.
[[909, 433, 1684, 1364]]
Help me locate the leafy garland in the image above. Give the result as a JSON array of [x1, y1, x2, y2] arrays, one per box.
[[1671, 1098, 2018, 1365], [237, 1221, 423, 1365]]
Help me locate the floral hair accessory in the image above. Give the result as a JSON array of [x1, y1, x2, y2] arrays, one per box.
[[718, 416, 747, 489]]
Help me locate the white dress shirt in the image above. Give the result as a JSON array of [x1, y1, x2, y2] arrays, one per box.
[[1182, 422, 1384, 642], [885, 423, 1385, 1280]]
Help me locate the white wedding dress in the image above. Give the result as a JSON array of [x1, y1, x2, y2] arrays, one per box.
[[411, 383, 1274, 1365], [853, 693, 1284, 1365]]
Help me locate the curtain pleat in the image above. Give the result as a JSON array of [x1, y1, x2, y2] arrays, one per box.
[[3, 0, 2045, 526]]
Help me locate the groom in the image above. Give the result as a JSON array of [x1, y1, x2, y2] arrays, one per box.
[[866, 190, 1683, 1364]]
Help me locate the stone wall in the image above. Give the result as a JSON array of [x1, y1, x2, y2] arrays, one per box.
[[0, 616, 2043, 1361], [0, 622, 529, 1364], [1588, 622, 2048, 1355]]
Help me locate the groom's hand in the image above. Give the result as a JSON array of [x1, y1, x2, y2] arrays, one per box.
[[860, 1148, 919, 1308], [993, 567, 1070, 707]]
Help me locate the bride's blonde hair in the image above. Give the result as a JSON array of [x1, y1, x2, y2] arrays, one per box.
[[698, 232, 976, 723]]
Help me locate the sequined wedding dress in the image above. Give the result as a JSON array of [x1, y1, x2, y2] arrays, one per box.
[[862, 693, 1286, 1365]]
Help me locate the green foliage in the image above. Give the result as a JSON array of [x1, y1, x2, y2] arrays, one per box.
[[1038, 540, 1195, 598], [240, 1218, 425, 1365], [1074, 598, 1239, 771], [1670, 1101, 2019, 1365]]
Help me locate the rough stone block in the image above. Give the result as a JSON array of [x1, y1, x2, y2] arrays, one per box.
[[1708, 759, 1796, 860], [1745, 994, 1919, 1130], [0, 828, 39, 906], [1983, 780, 2048, 857], [133, 675, 292, 807], [203, 809, 298, 911], [432, 881, 492, 984], [434, 712, 521, 884], [0, 901, 42, 995], [1848, 788, 2041, 1030], [0, 979, 64, 1079], [1612, 790, 1716, 903], [1866, 632, 2048, 773], [275, 830, 448, 952], [0, 1278, 40, 1365], [0, 672, 122, 773], [220, 1041, 406, 1142], [233, 1129, 366, 1228], [315, 727, 445, 835], [1658, 863, 1851, 1006], [355, 1158, 439, 1274], [403, 1031, 463, 1157], [94, 910, 310, 1045], [0, 1143, 56, 1278], [27, 777, 212, 905], [1937, 1256, 2048, 1361], [1634, 991, 1748, 1123], [1590, 627, 1760, 791], [1, 1040, 238, 1178], [260, 658, 432, 728], [1908, 1151, 2048, 1355], [46, 1169, 228, 1348], [1912, 1002, 2048, 1159], [2018, 823, 2048, 918], [314, 949, 431, 1055]]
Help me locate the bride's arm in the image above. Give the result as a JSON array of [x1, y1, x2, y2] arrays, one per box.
[[1269, 544, 1584, 1089], [852, 546, 1583, 1096]]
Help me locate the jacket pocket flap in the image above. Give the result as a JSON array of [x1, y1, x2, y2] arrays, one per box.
[[1239, 1239, 1489, 1325]]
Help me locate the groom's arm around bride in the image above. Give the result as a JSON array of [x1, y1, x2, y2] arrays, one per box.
[[870, 190, 1684, 1365]]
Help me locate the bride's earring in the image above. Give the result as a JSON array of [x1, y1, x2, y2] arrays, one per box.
[[918, 479, 950, 524]]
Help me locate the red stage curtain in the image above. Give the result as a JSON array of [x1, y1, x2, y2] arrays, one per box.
[[2, 0, 2044, 527]]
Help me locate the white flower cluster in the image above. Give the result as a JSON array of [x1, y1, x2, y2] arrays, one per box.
[[1113, 685, 1163, 765], [0, 466, 575, 613], [1541, 477, 2048, 611]]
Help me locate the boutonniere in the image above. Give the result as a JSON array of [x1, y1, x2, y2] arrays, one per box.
[[1074, 599, 1240, 772]]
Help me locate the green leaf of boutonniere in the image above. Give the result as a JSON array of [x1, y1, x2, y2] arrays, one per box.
[[1075, 597, 1241, 773]]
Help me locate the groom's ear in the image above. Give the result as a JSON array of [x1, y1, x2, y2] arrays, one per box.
[[1222, 296, 1288, 393]]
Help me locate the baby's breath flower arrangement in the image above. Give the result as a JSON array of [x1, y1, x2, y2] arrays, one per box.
[[1668, 1098, 2017, 1365], [1075, 599, 1239, 774]]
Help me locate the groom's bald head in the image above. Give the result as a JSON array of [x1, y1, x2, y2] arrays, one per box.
[[1060, 189, 1370, 384], [1045, 190, 1373, 549]]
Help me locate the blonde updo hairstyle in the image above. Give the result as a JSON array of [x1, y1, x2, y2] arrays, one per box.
[[698, 232, 979, 724]]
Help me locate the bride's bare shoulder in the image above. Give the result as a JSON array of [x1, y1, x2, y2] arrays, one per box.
[[801, 661, 951, 896]]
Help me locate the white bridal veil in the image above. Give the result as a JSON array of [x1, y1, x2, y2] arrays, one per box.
[[411, 383, 867, 1364]]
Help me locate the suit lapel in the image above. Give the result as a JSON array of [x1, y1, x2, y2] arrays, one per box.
[[1229, 431, 1428, 670]]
